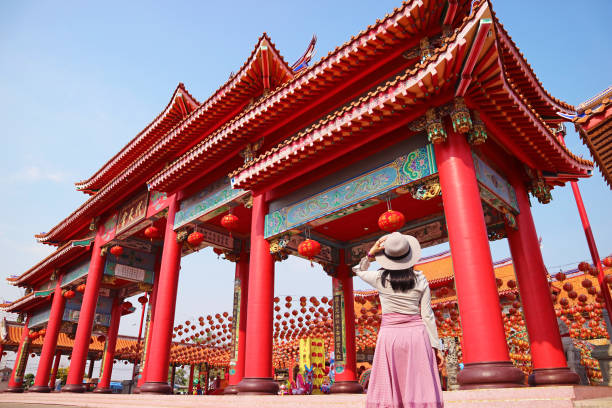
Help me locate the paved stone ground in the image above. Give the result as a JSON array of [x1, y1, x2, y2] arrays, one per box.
[[1, 386, 611, 408], [0, 405, 81, 408]]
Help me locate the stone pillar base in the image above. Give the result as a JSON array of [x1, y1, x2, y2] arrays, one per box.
[[28, 385, 51, 393], [528, 367, 580, 386], [132, 386, 141, 394], [93, 387, 113, 393], [224, 384, 239, 394], [139, 381, 173, 395], [5, 386, 24, 393], [330, 380, 363, 394], [592, 344, 612, 386], [458, 361, 525, 389], [237, 377, 279, 395], [60, 383, 86, 393]]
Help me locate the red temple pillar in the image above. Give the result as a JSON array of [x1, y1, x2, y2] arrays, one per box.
[[95, 296, 123, 393], [434, 123, 524, 389], [225, 251, 250, 394], [237, 194, 278, 394], [141, 194, 183, 394], [135, 257, 161, 391], [31, 277, 67, 392], [506, 174, 579, 385], [188, 364, 195, 395], [7, 317, 31, 392], [331, 249, 362, 393], [63, 228, 107, 393], [49, 351, 62, 390]]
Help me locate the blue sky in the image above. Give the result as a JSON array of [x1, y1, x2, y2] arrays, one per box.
[[0, 1, 610, 378]]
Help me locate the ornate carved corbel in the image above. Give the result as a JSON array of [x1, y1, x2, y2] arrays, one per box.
[[426, 108, 447, 144], [468, 111, 487, 145], [526, 167, 553, 204], [407, 177, 442, 200], [240, 139, 264, 165], [137, 283, 153, 293], [488, 229, 506, 241], [269, 235, 290, 262], [420, 37, 432, 61], [223, 251, 241, 263], [89, 216, 100, 231], [502, 208, 518, 230], [176, 230, 189, 244], [101, 275, 116, 285], [450, 97, 472, 133]]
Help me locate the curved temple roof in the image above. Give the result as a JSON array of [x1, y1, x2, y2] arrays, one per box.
[[75, 83, 200, 194], [573, 87, 612, 188], [230, 1, 592, 191], [36, 34, 294, 245]]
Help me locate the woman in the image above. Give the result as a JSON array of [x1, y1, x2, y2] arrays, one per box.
[[354, 232, 445, 408]]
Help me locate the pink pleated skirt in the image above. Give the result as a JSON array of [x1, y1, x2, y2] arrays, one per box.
[[366, 313, 443, 408]]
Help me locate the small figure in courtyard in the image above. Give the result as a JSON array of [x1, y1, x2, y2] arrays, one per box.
[[354, 232, 445, 408]]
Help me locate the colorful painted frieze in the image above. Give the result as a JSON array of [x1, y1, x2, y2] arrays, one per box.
[[174, 179, 246, 230], [472, 152, 519, 213], [265, 145, 437, 238]]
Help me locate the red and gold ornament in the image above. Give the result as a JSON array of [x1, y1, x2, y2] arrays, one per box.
[[187, 231, 204, 246], [298, 239, 321, 266], [144, 226, 160, 240], [220, 214, 239, 234], [110, 245, 124, 257], [377, 210, 405, 232]]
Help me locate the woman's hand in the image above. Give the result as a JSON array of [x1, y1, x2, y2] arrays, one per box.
[[368, 236, 387, 259], [435, 348, 446, 371]]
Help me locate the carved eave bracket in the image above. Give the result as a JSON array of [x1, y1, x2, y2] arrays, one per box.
[[526, 167, 553, 204], [406, 176, 442, 200]]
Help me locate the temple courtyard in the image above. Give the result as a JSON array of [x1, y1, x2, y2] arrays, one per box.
[[1, 386, 612, 408]]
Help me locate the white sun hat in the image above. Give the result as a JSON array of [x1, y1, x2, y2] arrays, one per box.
[[375, 232, 422, 270]]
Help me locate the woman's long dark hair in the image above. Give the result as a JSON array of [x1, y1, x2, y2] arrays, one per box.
[[380, 267, 416, 293]]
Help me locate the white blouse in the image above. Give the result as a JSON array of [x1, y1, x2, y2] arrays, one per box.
[[353, 257, 442, 349]]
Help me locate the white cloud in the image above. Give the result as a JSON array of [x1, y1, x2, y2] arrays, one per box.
[[8, 165, 69, 183]]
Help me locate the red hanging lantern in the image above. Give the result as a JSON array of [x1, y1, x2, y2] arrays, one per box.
[[506, 280, 517, 289], [377, 210, 405, 232], [603, 257, 612, 268], [110, 245, 124, 256], [298, 239, 321, 265], [187, 231, 204, 246], [213, 247, 224, 258], [97, 335, 106, 343], [76, 284, 86, 293], [63, 290, 76, 299], [555, 272, 566, 281], [138, 295, 148, 304], [221, 214, 239, 232], [578, 262, 590, 272], [144, 226, 160, 240]]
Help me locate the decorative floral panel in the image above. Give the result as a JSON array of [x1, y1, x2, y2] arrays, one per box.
[[265, 145, 437, 238]]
